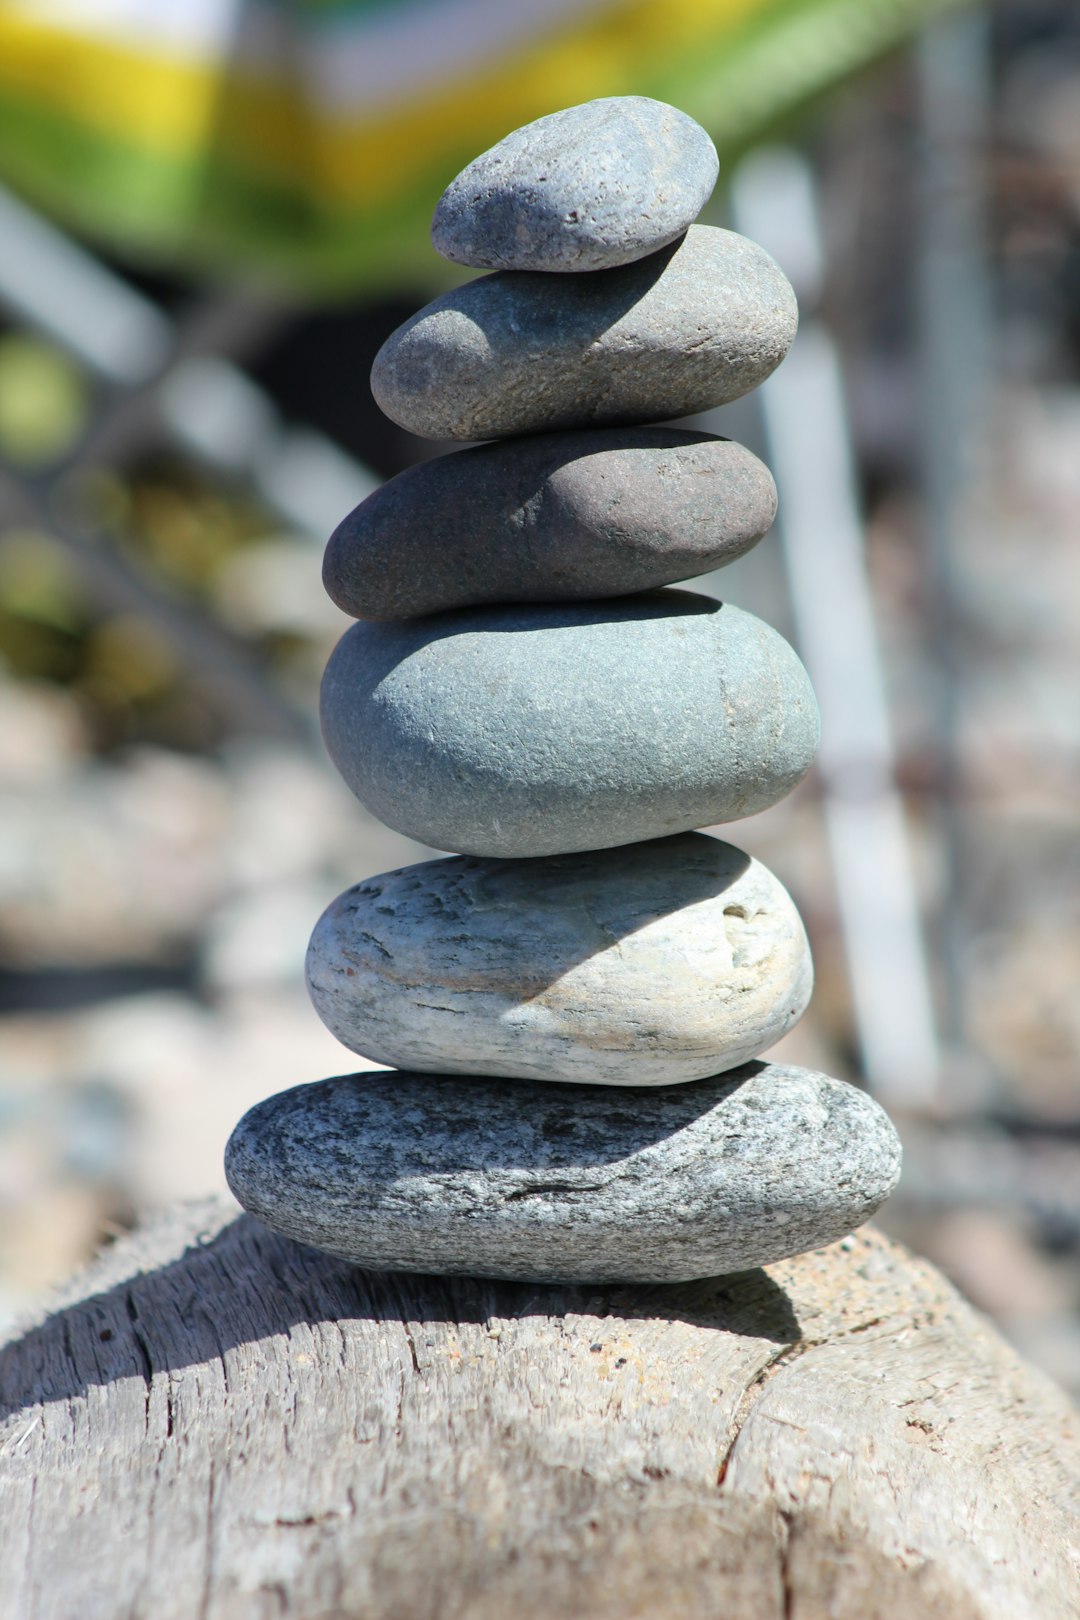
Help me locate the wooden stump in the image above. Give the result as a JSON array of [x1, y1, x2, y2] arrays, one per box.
[[2, 1198, 1077, 1619]]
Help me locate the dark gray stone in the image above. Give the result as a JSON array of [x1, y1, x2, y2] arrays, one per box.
[[430, 96, 718, 273], [319, 590, 819, 858], [370, 226, 797, 441], [323, 429, 776, 620], [224, 1063, 902, 1283], [306, 834, 813, 1086]]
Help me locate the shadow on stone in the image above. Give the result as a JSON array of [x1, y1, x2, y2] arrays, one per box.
[[398, 230, 684, 362], [231, 1065, 763, 1175], [343, 587, 724, 661], [311, 830, 754, 1007]]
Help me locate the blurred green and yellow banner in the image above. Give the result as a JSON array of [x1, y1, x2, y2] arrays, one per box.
[[0, 0, 965, 292]]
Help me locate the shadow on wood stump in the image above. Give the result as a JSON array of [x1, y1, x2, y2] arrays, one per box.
[[2, 1199, 1077, 1620]]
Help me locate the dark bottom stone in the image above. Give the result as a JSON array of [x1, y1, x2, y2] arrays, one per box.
[[225, 1063, 901, 1284]]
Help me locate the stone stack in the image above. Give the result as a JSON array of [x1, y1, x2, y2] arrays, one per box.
[[226, 98, 901, 1284]]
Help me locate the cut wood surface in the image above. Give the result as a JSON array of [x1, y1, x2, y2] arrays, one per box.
[[1, 1197, 1077, 1620]]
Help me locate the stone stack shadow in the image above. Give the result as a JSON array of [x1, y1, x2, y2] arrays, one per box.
[[226, 97, 901, 1284]]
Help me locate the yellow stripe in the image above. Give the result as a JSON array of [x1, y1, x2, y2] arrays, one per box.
[[325, 0, 766, 206], [0, 14, 228, 152], [0, 0, 768, 211]]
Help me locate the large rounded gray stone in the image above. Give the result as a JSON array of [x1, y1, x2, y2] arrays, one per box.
[[430, 96, 718, 273], [371, 226, 797, 441], [323, 429, 775, 620], [307, 834, 812, 1085], [320, 590, 819, 858], [224, 1064, 902, 1283]]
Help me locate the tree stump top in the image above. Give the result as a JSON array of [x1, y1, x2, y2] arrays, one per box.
[[2, 1198, 1078, 1619]]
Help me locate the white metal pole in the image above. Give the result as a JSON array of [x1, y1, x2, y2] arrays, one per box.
[[733, 148, 940, 1106]]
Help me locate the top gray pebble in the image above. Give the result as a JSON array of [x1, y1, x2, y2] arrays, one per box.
[[431, 96, 719, 273]]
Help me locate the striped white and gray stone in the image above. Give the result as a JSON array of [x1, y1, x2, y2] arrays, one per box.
[[306, 834, 812, 1086], [224, 1063, 902, 1284]]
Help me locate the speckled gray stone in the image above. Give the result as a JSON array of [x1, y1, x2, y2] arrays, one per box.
[[223, 1063, 902, 1283], [430, 96, 718, 274], [371, 226, 797, 441], [320, 589, 819, 858], [306, 834, 812, 1085], [323, 429, 776, 620]]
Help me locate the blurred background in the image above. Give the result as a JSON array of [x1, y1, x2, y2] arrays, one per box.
[[0, 0, 1077, 1392]]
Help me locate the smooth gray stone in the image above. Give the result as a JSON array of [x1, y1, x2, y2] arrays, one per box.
[[320, 590, 819, 858], [430, 96, 718, 273], [323, 429, 776, 620], [306, 835, 812, 1086], [224, 1064, 902, 1283], [371, 226, 797, 441]]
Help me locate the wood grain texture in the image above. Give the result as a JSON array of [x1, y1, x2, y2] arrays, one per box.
[[1, 1198, 1077, 1620]]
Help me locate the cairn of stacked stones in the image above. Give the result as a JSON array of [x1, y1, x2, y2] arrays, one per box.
[[226, 97, 901, 1284]]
